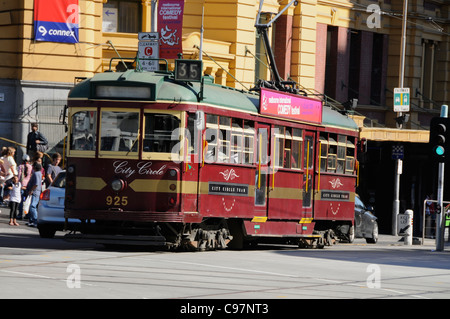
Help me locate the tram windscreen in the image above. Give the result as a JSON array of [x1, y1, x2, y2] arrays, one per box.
[[143, 113, 180, 153], [100, 111, 139, 152], [70, 110, 97, 151]]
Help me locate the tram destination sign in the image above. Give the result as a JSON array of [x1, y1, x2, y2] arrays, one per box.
[[260, 88, 322, 124], [175, 59, 203, 82]]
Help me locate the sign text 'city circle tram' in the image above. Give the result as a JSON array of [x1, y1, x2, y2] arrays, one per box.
[[64, 59, 360, 250]]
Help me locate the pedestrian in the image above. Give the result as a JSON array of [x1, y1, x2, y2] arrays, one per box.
[[1, 147, 18, 202], [17, 154, 33, 219], [6, 175, 21, 226], [26, 123, 48, 159], [45, 152, 62, 188], [32, 151, 46, 186], [26, 162, 43, 227], [0, 158, 5, 212]]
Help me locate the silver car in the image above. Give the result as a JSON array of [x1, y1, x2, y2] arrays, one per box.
[[37, 171, 79, 238]]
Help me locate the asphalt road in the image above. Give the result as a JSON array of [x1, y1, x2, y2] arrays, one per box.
[[1, 207, 450, 305]]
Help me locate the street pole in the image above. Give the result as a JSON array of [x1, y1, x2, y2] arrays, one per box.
[[436, 105, 448, 251], [393, 0, 408, 235], [151, 0, 157, 32]]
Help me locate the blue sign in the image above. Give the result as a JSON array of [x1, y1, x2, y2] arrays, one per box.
[[392, 145, 404, 159]]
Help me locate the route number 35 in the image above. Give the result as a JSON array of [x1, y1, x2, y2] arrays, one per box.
[[175, 60, 203, 82], [106, 195, 128, 206]]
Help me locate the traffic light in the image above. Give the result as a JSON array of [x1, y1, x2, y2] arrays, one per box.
[[429, 117, 450, 162]]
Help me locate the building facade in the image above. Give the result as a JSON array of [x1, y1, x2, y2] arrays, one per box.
[[0, 0, 449, 233]]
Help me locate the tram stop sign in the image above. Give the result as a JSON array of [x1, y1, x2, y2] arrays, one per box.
[[394, 88, 410, 112]]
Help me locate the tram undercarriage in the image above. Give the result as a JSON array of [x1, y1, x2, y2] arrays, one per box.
[[64, 217, 348, 250]]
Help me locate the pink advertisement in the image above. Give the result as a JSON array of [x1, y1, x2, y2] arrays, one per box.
[[158, 0, 184, 59], [260, 88, 322, 124]]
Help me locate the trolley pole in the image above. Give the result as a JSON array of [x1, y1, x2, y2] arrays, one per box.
[[436, 105, 448, 251]]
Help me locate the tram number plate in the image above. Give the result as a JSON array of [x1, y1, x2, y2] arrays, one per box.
[[106, 195, 128, 206]]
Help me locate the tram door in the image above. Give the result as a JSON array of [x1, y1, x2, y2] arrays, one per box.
[[302, 132, 315, 215], [254, 125, 269, 216]]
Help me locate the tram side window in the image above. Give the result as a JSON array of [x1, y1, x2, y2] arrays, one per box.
[[337, 135, 346, 174], [319, 134, 328, 172], [345, 138, 355, 175], [205, 114, 219, 162], [273, 125, 284, 168], [243, 120, 255, 164], [100, 111, 139, 152], [327, 135, 337, 172], [291, 128, 302, 169], [143, 113, 180, 153], [218, 116, 231, 163], [230, 118, 243, 164], [205, 115, 255, 165], [320, 133, 355, 175], [273, 126, 302, 169], [70, 111, 97, 151]]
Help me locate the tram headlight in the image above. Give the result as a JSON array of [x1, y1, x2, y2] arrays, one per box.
[[111, 178, 126, 192]]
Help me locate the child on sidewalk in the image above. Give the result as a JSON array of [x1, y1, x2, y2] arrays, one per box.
[[6, 175, 21, 226]]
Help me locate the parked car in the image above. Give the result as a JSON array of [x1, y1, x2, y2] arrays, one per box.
[[37, 171, 79, 238], [353, 195, 378, 244]]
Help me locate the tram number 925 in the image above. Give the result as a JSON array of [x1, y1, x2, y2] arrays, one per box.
[[106, 196, 128, 206]]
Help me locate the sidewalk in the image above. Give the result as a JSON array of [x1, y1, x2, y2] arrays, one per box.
[[0, 203, 35, 229]]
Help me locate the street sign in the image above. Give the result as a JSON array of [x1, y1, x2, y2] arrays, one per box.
[[394, 87, 410, 112], [392, 145, 404, 160], [138, 32, 159, 71]]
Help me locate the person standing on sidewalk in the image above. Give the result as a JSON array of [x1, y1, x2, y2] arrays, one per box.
[[17, 154, 33, 220], [6, 175, 21, 226], [26, 162, 43, 227], [26, 123, 48, 159]]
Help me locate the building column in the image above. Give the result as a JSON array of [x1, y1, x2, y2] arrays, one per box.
[[141, 0, 152, 32], [291, 0, 317, 91], [274, 2, 293, 81], [314, 22, 327, 95], [335, 26, 350, 103], [358, 31, 373, 105]]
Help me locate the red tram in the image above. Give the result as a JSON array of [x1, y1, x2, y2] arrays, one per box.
[[64, 64, 359, 249]]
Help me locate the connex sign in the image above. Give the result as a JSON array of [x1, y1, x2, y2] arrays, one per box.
[[34, 0, 79, 43]]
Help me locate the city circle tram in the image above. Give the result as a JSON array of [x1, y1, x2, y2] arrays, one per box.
[[64, 62, 359, 250]]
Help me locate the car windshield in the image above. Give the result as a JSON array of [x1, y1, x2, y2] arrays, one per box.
[[355, 196, 365, 209], [52, 171, 66, 188]]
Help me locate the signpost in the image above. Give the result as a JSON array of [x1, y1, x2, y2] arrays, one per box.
[[393, 87, 410, 112], [138, 32, 159, 71]]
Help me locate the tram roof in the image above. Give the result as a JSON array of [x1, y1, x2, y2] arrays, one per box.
[[69, 70, 358, 131]]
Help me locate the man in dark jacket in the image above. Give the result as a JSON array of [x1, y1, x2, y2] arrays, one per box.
[[26, 123, 48, 158]]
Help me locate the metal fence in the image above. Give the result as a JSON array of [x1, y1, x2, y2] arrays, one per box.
[[422, 199, 450, 244], [24, 99, 67, 155]]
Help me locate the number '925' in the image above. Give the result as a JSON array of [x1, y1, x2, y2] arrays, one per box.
[[106, 196, 128, 206]]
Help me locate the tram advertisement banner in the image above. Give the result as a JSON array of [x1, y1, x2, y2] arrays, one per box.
[[158, 0, 184, 59], [34, 0, 79, 43], [260, 88, 322, 124]]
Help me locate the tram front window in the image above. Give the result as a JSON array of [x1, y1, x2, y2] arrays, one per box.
[[100, 111, 139, 152], [143, 113, 180, 153], [70, 110, 97, 151]]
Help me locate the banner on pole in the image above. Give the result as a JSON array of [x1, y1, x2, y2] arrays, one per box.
[[158, 0, 184, 59], [34, 0, 79, 43]]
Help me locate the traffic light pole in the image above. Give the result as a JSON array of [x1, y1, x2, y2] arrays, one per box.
[[436, 105, 448, 251], [392, 0, 408, 235]]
